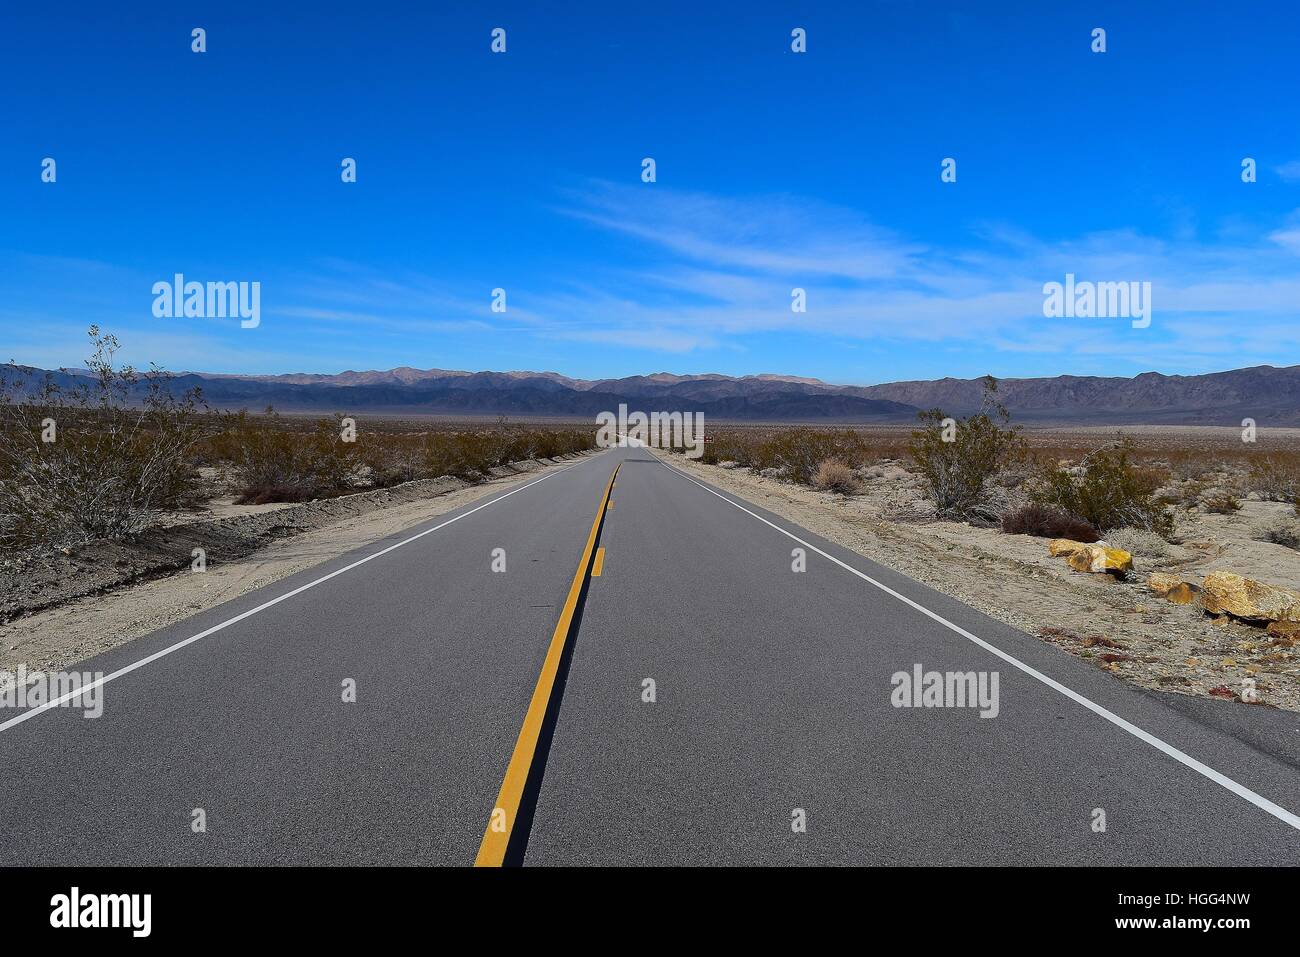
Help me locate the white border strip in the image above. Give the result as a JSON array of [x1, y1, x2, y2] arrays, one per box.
[[0, 461, 582, 734], [659, 459, 1300, 833]]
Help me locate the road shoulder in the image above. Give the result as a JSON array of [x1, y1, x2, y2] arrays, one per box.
[[0, 454, 591, 674]]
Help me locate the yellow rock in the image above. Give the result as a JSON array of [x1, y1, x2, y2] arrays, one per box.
[[1049, 539, 1090, 557], [1065, 544, 1133, 576], [1201, 571, 1300, 623], [1147, 572, 1199, 604], [1266, 620, 1300, 637], [1148, 572, 1180, 593]]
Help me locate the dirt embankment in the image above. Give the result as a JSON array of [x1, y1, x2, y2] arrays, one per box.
[[0, 453, 590, 674], [657, 450, 1300, 713]]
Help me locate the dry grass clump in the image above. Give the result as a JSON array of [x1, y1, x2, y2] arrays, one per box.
[[1103, 527, 1173, 560], [812, 457, 860, 494], [0, 327, 204, 550]]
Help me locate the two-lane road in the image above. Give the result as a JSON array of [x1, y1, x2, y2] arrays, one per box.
[[2, 446, 1299, 865]]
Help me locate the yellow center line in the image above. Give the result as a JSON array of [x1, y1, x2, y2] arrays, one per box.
[[474, 461, 621, 866], [591, 547, 606, 577]]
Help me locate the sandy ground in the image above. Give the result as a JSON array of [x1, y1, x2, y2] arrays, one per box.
[[656, 450, 1300, 713], [0, 454, 588, 675]]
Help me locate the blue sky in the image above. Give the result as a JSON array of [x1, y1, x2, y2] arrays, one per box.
[[2, 1, 1299, 384]]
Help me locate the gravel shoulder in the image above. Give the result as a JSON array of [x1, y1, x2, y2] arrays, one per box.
[[655, 450, 1300, 714], [0, 453, 590, 674]]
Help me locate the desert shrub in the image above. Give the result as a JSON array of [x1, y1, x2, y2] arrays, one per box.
[[215, 409, 361, 503], [741, 429, 870, 485], [1000, 503, 1099, 542], [1166, 478, 1207, 509], [417, 425, 594, 483], [686, 426, 903, 475], [1247, 454, 1300, 503], [1202, 491, 1243, 514], [1261, 520, 1300, 551], [908, 377, 1025, 519], [1165, 450, 1215, 482], [699, 432, 759, 467], [992, 467, 1032, 490], [422, 430, 491, 480], [212, 417, 595, 501], [0, 327, 205, 550], [812, 457, 860, 494], [1029, 438, 1173, 535], [763, 430, 869, 484], [1104, 527, 1173, 560], [359, 433, 428, 487]]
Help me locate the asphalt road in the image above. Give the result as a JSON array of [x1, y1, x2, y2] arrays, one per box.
[[2, 445, 1299, 865]]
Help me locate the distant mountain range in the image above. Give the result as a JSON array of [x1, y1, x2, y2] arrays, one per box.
[[10, 363, 1300, 425]]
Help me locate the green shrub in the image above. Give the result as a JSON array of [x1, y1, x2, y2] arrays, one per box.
[[751, 429, 871, 485], [1029, 439, 1173, 535], [908, 376, 1025, 518]]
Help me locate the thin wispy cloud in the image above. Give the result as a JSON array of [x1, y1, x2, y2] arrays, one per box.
[[5, 184, 1299, 380], [539, 182, 1300, 374], [1275, 160, 1300, 184]]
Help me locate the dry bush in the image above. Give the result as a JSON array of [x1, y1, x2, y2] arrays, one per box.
[[1164, 450, 1217, 482], [1000, 503, 1099, 542], [691, 427, 872, 486], [908, 377, 1025, 519], [1104, 527, 1173, 560], [1202, 491, 1243, 514], [1029, 438, 1173, 536], [359, 433, 427, 487], [0, 327, 204, 550], [210, 414, 596, 502], [1247, 454, 1300, 503], [812, 458, 860, 494], [699, 432, 759, 468], [211, 409, 361, 504], [751, 429, 871, 485], [420, 425, 593, 481], [1261, 520, 1300, 551], [1166, 478, 1208, 509]]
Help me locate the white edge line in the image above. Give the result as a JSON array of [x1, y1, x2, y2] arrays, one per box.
[[657, 458, 1300, 833], [0, 459, 587, 734]]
